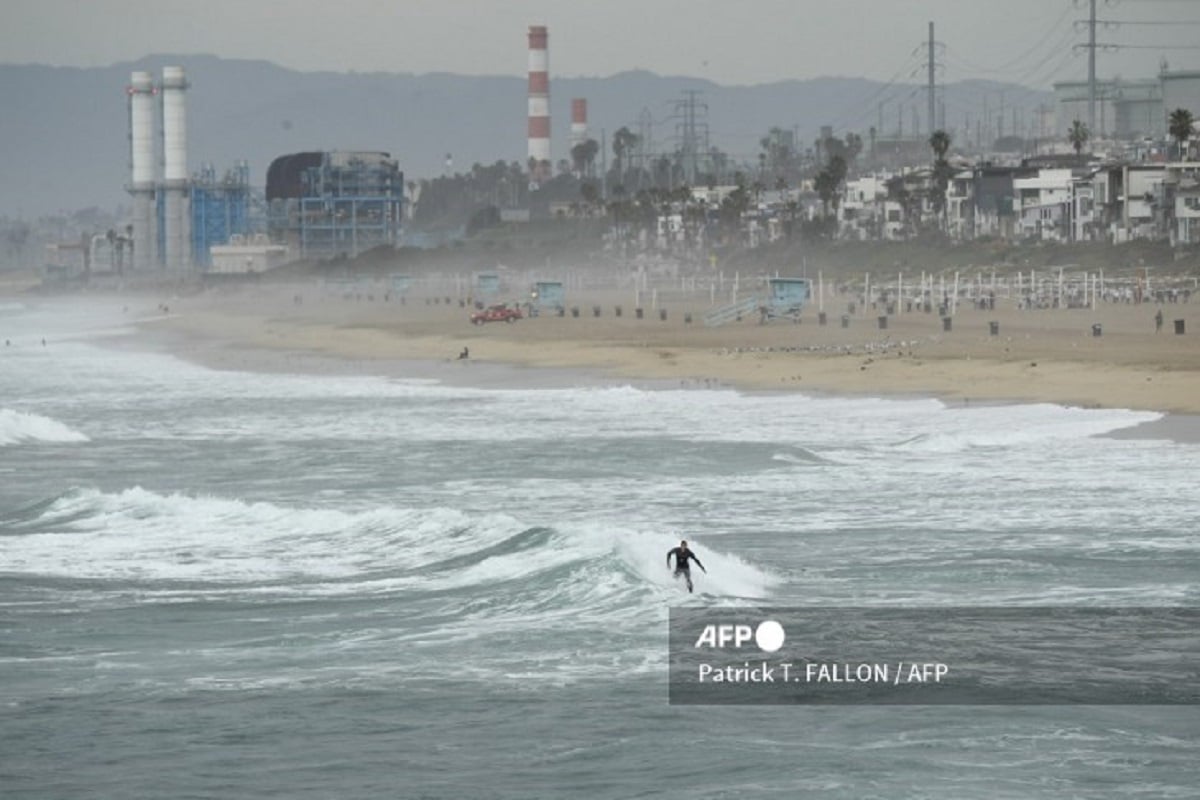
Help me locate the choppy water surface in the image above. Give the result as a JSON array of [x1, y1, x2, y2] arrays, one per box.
[[2, 299, 1197, 798]]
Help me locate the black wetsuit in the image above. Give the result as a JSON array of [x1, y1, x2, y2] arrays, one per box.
[[667, 547, 705, 592]]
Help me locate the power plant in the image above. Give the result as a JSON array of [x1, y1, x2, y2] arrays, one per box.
[[115, 28, 585, 272], [125, 65, 258, 274], [527, 25, 551, 183]]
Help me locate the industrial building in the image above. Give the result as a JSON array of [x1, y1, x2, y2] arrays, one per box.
[[125, 66, 261, 273], [265, 151, 404, 260], [1054, 69, 1200, 140], [189, 162, 258, 268]]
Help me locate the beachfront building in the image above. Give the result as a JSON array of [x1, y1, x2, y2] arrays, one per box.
[[838, 175, 890, 240], [1014, 169, 1073, 242], [945, 169, 976, 241], [1174, 180, 1200, 245], [1068, 176, 1100, 243], [1096, 164, 1167, 243]]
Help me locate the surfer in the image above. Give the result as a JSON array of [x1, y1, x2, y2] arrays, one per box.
[[667, 540, 706, 593]]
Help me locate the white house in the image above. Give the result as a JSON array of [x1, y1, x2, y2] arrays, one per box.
[[1013, 169, 1073, 241]]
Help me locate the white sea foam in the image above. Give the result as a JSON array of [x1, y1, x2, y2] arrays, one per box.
[[894, 404, 1163, 454], [1, 487, 528, 584], [2, 486, 777, 616], [0, 408, 89, 446]]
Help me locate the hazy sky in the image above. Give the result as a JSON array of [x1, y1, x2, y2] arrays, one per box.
[[6, 0, 1199, 87]]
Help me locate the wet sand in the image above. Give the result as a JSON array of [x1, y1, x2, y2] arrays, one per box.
[[127, 279, 1200, 419]]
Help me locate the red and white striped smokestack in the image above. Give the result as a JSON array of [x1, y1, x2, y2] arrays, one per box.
[[527, 25, 550, 179], [570, 98, 588, 150]]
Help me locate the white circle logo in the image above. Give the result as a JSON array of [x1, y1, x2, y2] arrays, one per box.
[[755, 620, 785, 652]]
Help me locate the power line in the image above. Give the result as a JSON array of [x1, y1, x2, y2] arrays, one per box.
[[1094, 19, 1200, 25], [942, 4, 1075, 75]]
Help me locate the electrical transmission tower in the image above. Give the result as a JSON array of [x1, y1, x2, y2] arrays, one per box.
[[672, 90, 709, 187], [919, 22, 945, 137]]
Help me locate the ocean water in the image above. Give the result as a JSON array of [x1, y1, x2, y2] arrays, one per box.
[[2, 299, 1198, 799]]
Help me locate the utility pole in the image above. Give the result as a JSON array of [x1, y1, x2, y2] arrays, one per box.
[[928, 21, 936, 136], [1088, 0, 1097, 133]]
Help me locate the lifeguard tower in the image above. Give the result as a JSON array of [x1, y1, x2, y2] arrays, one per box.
[[530, 281, 565, 314], [704, 276, 811, 326], [762, 277, 810, 322]]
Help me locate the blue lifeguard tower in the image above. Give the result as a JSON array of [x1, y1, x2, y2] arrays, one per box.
[[762, 277, 811, 322], [531, 281, 565, 313]]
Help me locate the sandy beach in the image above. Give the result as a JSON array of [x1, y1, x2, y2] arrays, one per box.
[[98, 272, 1197, 417]]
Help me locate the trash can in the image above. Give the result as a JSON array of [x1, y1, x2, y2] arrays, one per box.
[[1175, 319, 1186, 335], [841, 314, 850, 329], [593, 305, 601, 317], [571, 306, 580, 318], [659, 309, 668, 321], [1092, 323, 1102, 337], [938, 304, 948, 317], [989, 321, 999, 336], [942, 316, 952, 332], [886, 303, 896, 315], [877, 315, 888, 330], [818, 311, 827, 326], [684, 312, 693, 324], [635, 308, 644, 319], [614, 306, 622, 317]]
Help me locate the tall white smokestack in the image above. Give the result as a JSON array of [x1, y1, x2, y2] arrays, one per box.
[[527, 25, 550, 183], [570, 98, 588, 150], [127, 71, 156, 271], [161, 65, 190, 272]]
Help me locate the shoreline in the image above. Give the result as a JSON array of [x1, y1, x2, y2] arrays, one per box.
[[128, 308, 1200, 445], [131, 283, 1200, 410], [16, 285, 1200, 438]]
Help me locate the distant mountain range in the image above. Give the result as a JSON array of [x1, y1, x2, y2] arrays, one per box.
[[0, 54, 1052, 217]]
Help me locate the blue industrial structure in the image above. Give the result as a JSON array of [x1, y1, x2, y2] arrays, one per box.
[[266, 151, 403, 260], [153, 161, 261, 268], [190, 162, 259, 267]]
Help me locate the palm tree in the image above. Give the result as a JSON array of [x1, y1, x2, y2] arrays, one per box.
[[929, 130, 954, 229], [814, 155, 848, 235], [1168, 108, 1195, 161], [612, 127, 639, 183], [1068, 120, 1090, 156], [928, 129, 951, 162]]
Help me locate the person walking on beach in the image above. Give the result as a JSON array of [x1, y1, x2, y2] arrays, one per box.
[[667, 540, 706, 593], [1155, 309, 1163, 333]]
